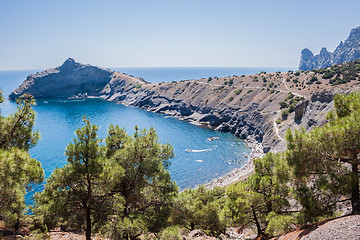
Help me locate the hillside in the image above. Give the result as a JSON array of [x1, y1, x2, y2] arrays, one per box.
[[299, 26, 360, 71], [10, 59, 360, 153]]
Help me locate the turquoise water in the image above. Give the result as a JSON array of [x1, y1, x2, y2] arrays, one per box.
[[0, 67, 290, 203]]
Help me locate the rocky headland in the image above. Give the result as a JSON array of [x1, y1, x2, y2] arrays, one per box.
[[299, 26, 360, 71], [10, 58, 360, 155]]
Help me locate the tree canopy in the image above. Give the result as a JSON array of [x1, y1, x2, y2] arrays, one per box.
[[285, 92, 360, 222], [34, 120, 177, 240], [226, 153, 293, 238], [0, 93, 44, 228], [170, 186, 226, 236]]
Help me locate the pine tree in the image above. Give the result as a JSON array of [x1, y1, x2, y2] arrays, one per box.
[[0, 93, 44, 228], [226, 153, 293, 238], [285, 92, 360, 222], [170, 186, 226, 235], [35, 121, 178, 239], [35, 118, 124, 240], [103, 126, 178, 239]]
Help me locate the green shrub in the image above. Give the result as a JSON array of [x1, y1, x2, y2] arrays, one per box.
[[285, 93, 294, 101], [234, 89, 242, 95], [310, 75, 317, 82], [323, 71, 334, 79], [279, 101, 288, 109], [289, 102, 297, 112], [282, 110, 289, 120], [160, 226, 186, 240]]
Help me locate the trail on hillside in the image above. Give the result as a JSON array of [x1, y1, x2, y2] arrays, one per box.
[[282, 76, 307, 99], [273, 110, 285, 141]]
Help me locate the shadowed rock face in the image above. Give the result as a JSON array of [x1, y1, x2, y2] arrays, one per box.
[[299, 26, 360, 71], [9, 58, 115, 100]]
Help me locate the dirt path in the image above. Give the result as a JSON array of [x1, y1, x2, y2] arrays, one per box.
[[273, 111, 285, 141], [282, 77, 307, 99]]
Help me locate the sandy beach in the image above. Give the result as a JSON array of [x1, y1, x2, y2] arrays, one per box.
[[204, 142, 264, 189]]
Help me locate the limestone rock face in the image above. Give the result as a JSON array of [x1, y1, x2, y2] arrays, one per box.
[[299, 48, 315, 71], [9, 58, 115, 100], [299, 26, 360, 71]]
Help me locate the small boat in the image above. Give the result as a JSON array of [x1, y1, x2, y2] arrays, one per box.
[[185, 149, 212, 153], [207, 136, 220, 142]]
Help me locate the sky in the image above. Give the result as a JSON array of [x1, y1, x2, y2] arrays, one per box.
[[0, 0, 359, 70]]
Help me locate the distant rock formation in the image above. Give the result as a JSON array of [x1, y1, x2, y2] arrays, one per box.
[[9, 58, 111, 100], [9, 58, 144, 100], [299, 26, 360, 71]]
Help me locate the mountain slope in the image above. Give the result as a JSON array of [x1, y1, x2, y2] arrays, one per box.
[[10, 59, 360, 153]]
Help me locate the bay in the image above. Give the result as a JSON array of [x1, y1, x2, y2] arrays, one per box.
[[0, 67, 290, 203]]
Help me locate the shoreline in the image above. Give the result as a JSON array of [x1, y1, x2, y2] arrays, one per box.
[[203, 142, 264, 189]]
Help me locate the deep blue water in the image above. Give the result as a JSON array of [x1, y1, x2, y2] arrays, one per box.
[[0, 67, 289, 203]]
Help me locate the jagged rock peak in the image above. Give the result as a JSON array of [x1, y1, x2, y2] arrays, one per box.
[[320, 47, 330, 56], [59, 58, 82, 71], [347, 26, 360, 42], [301, 48, 314, 57], [299, 26, 360, 71]]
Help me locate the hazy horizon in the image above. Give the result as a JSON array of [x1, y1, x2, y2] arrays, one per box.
[[1, 0, 359, 70]]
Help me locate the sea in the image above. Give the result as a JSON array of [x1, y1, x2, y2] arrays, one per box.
[[0, 66, 291, 204]]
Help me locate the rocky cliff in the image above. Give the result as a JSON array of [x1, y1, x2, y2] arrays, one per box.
[[9, 58, 145, 100], [10, 59, 360, 153], [299, 26, 360, 71]]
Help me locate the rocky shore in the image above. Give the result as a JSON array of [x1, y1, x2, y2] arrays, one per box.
[[203, 143, 263, 189]]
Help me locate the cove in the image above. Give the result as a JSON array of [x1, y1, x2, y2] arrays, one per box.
[[0, 70, 255, 203]]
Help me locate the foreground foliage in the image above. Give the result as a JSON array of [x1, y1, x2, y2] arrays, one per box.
[[34, 119, 177, 240], [285, 92, 360, 222], [0, 93, 44, 228], [170, 186, 226, 236], [226, 153, 294, 237]]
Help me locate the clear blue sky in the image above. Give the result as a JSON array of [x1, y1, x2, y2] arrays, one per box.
[[0, 0, 359, 70]]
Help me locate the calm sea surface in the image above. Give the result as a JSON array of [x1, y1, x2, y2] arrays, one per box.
[[0, 67, 290, 203]]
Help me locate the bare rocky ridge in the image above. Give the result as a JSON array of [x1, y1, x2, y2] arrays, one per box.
[[9, 59, 360, 154], [299, 26, 360, 71], [9, 58, 145, 100]]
